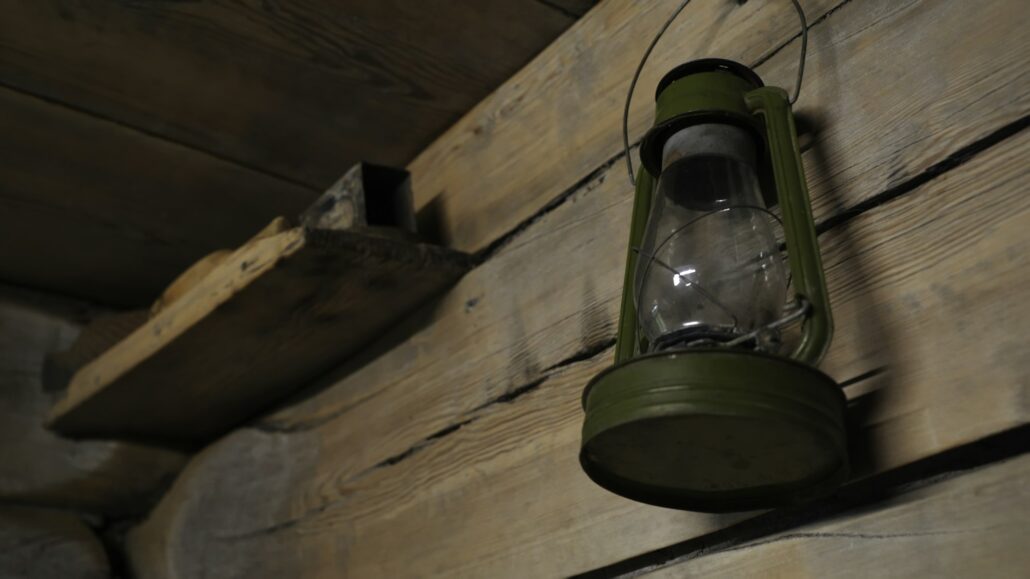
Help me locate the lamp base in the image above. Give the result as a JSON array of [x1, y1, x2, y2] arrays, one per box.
[[580, 349, 848, 512]]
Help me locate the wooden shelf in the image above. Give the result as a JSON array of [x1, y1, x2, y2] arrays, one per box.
[[47, 226, 470, 447]]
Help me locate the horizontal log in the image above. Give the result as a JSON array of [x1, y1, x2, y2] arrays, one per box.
[[646, 454, 1030, 578], [49, 227, 470, 447]]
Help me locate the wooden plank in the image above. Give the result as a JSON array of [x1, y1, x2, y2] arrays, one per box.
[[125, 0, 1030, 574], [0, 86, 316, 306], [44, 309, 148, 392], [0, 506, 110, 579], [407, 0, 844, 251], [646, 455, 1030, 578], [0, 287, 187, 516], [0, 0, 576, 189], [130, 122, 1030, 578], [49, 227, 471, 447]]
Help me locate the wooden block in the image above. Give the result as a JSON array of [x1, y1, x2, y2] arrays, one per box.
[[0, 290, 186, 516], [646, 455, 1030, 578], [0, 506, 110, 579], [48, 227, 471, 447]]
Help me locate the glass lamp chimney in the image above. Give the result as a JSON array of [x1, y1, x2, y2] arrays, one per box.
[[633, 123, 786, 352]]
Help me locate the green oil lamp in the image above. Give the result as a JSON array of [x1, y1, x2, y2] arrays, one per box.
[[580, 59, 849, 512]]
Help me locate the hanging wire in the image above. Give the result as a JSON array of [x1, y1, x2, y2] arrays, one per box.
[[623, 0, 810, 186], [623, 0, 692, 186]]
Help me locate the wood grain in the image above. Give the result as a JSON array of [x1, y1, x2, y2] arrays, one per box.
[[646, 455, 1030, 578], [49, 227, 471, 447], [0, 86, 316, 306], [407, 0, 843, 251], [126, 0, 1030, 575], [129, 126, 1030, 577], [0, 288, 186, 516], [0, 506, 109, 579], [268, 0, 1030, 475], [0, 0, 576, 188]]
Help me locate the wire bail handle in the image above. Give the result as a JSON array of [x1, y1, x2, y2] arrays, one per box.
[[622, 0, 809, 186]]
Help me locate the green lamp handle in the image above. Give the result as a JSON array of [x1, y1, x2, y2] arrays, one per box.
[[745, 87, 832, 366]]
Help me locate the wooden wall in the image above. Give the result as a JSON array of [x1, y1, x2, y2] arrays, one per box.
[[126, 0, 1029, 576]]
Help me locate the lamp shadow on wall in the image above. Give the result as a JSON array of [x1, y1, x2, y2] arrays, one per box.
[[799, 19, 898, 483], [799, 110, 894, 482]]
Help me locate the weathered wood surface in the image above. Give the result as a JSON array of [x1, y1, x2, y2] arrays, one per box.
[[130, 125, 1030, 578], [126, 0, 1030, 574], [0, 0, 580, 189], [0, 85, 316, 306], [0, 287, 186, 516], [0, 507, 109, 579], [49, 227, 470, 447], [646, 454, 1030, 578], [407, 0, 847, 251]]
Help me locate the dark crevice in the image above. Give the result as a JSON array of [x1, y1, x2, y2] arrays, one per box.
[[480, 377, 548, 408], [544, 338, 617, 372], [838, 366, 886, 389], [533, 0, 584, 20], [573, 425, 1030, 578], [0, 79, 320, 192], [372, 418, 475, 470], [816, 115, 1030, 236], [90, 515, 140, 579], [215, 515, 303, 542], [712, 527, 985, 556]]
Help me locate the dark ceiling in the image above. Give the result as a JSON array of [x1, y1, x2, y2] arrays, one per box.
[[0, 0, 593, 305]]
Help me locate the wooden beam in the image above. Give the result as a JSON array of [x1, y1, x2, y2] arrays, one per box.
[[125, 0, 1030, 572], [0, 289, 186, 516], [407, 0, 843, 251], [0, 86, 316, 306], [646, 455, 1030, 577], [0, 0, 577, 188], [48, 227, 470, 447]]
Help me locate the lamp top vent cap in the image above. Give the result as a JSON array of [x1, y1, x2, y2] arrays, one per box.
[[655, 58, 764, 100]]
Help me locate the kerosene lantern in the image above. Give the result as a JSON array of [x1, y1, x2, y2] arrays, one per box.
[[579, 59, 849, 512]]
